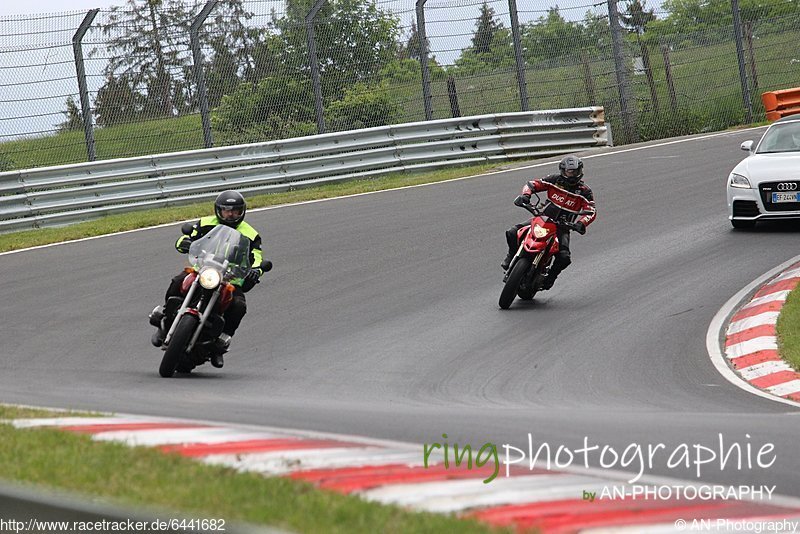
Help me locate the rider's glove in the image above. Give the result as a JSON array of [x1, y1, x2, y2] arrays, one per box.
[[242, 268, 261, 293], [176, 237, 192, 253], [514, 195, 530, 207], [573, 221, 586, 235]]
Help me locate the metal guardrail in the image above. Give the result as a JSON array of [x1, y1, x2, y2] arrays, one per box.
[[0, 108, 610, 233]]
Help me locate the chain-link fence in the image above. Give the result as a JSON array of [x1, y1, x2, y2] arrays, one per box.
[[1, 0, 799, 171]]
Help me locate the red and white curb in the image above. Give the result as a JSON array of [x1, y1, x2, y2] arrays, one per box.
[[7, 414, 800, 533], [710, 258, 800, 406]]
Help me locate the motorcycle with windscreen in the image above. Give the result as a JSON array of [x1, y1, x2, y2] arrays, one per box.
[[149, 223, 272, 377]]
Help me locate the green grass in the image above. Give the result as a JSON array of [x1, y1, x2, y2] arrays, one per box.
[[0, 114, 204, 170], [0, 162, 503, 253], [0, 405, 501, 533], [776, 285, 800, 371], [0, 404, 100, 420]]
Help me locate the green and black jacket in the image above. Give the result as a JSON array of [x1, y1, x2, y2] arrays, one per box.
[[175, 216, 264, 286]]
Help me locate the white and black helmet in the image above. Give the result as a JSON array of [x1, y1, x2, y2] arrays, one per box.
[[214, 190, 246, 227], [558, 155, 584, 186]]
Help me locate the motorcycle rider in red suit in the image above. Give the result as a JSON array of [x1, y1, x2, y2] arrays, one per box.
[[501, 155, 597, 290]]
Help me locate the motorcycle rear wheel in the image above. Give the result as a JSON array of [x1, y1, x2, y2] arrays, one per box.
[[499, 257, 532, 309], [159, 314, 198, 378]]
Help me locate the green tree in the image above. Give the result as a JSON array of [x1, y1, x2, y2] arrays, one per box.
[[95, 0, 192, 117], [206, 38, 240, 107], [582, 10, 611, 52], [58, 96, 84, 132], [212, 76, 315, 132], [326, 82, 400, 130], [620, 0, 656, 34], [275, 0, 401, 101], [399, 18, 428, 61], [452, 2, 513, 73], [471, 1, 503, 55], [95, 0, 253, 116], [521, 8, 585, 64], [94, 74, 146, 126], [200, 0, 254, 100], [241, 29, 286, 83]]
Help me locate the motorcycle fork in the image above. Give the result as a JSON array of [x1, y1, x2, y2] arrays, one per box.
[[504, 242, 544, 283], [186, 288, 221, 352], [164, 279, 199, 346]]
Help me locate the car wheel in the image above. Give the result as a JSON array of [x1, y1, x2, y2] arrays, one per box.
[[731, 219, 756, 230]]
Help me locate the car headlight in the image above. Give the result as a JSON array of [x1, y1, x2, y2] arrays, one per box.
[[532, 224, 549, 238], [729, 173, 751, 189], [198, 268, 222, 289]]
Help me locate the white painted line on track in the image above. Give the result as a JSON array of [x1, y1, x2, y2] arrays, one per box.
[[725, 337, 779, 359], [0, 126, 768, 258], [202, 448, 425, 475], [360, 474, 603, 511], [773, 268, 800, 283], [707, 254, 800, 408], [738, 360, 794, 380], [91, 427, 282, 446], [10, 416, 152, 428], [767, 379, 800, 397], [727, 312, 780, 335], [741, 290, 791, 309]]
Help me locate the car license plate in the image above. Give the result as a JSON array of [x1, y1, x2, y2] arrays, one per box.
[[772, 192, 800, 203]]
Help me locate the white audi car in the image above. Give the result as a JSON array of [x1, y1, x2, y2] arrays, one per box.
[[727, 115, 800, 229]]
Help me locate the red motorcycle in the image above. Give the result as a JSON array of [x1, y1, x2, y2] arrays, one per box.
[[499, 192, 593, 309]]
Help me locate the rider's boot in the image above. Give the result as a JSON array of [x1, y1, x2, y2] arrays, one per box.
[[501, 252, 514, 271], [149, 306, 166, 347], [539, 269, 558, 291], [211, 333, 231, 368]]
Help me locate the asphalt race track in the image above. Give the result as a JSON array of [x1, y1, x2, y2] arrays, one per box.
[[2, 127, 799, 496]]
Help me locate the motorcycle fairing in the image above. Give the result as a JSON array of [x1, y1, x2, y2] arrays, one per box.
[[518, 216, 560, 254]]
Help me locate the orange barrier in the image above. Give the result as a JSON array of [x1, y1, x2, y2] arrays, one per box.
[[762, 87, 800, 121]]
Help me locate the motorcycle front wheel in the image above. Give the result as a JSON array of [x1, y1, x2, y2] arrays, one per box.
[[499, 257, 532, 309], [159, 314, 198, 378]]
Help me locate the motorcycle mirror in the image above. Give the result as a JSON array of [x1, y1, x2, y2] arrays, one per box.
[[260, 260, 273, 273], [180, 222, 194, 235]]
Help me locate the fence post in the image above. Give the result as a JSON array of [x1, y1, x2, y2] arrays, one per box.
[[190, 0, 218, 149], [581, 51, 596, 106], [447, 75, 460, 117], [72, 9, 99, 162], [660, 42, 678, 114], [638, 36, 659, 116], [607, 0, 638, 143], [730, 0, 753, 123], [744, 21, 759, 96], [415, 0, 433, 121], [508, 0, 528, 111], [306, 0, 327, 133]]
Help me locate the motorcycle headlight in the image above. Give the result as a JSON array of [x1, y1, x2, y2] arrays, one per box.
[[729, 173, 751, 189], [198, 268, 222, 289], [532, 224, 549, 238]]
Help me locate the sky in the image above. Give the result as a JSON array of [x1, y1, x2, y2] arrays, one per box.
[[0, 0, 119, 16]]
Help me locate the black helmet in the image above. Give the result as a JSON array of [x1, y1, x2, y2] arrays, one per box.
[[558, 155, 584, 186], [214, 190, 246, 227]]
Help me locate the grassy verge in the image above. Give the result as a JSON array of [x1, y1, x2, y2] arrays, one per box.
[[776, 286, 800, 371], [0, 405, 500, 533], [0, 163, 504, 254], [0, 404, 100, 421]]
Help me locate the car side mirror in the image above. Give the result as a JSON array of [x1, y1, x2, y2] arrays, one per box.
[[740, 140, 754, 152], [180, 222, 194, 235], [260, 260, 273, 273]]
